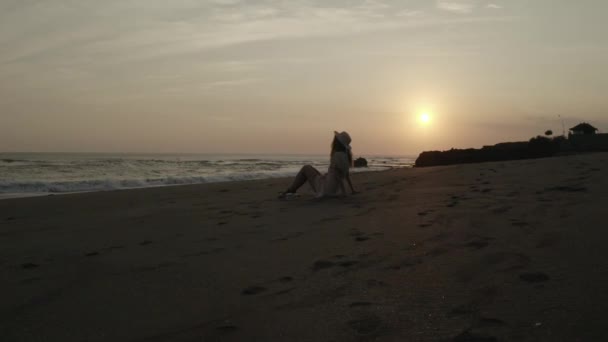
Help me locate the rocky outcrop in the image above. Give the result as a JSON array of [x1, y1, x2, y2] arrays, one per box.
[[354, 157, 368, 168]]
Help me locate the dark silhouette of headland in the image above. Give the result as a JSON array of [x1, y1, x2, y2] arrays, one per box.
[[415, 122, 608, 167]]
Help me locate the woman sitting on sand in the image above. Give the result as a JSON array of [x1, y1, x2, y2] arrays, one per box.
[[279, 131, 358, 199]]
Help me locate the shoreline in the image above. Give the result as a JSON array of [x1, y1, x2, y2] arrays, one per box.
[[2, 153, 608, 341], [0, 166, 406, 200]]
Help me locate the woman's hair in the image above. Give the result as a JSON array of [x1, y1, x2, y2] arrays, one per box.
[[331, 137, 353, 165]]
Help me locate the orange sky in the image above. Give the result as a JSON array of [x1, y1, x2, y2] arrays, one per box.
[[1, 1, 607, 155]]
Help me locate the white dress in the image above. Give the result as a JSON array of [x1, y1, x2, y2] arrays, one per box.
[[312, 152, 350, 197]]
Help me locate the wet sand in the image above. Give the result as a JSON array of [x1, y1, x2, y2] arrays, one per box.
[[1, 153, 608, 341]]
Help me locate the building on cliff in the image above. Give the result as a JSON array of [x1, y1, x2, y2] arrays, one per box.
[[568, 122, 608, 151]]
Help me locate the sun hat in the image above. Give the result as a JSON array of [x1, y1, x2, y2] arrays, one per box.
[[334, 131, 352, 150]]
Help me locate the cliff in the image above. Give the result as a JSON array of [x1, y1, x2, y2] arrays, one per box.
[[415, 136, 569, 167]]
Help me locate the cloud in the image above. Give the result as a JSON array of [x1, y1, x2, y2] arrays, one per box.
[[486, 4, 503, 9], [436, 1, 475, 14], [396, 10, 424, 17], [0, 1, 512, 64], [0, 0, 516, 98]]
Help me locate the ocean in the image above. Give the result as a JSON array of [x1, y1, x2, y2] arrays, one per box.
[[0, 153, 414, 199]]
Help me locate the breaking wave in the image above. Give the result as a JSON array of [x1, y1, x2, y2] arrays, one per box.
[[0, 153, 414, 198]]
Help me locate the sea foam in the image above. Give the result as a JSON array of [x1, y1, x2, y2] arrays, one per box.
[[0, 153, 413, 198]]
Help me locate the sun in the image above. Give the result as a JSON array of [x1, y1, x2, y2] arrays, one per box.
[[419, 112, 431, 125]]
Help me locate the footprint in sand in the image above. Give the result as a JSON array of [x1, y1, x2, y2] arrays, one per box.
[[355, 207, 377, 216], [182, 247, 226, 258], [448, 304, 477, 317], [387, 194, 399, 201], [21, 263, 39, 269], [279, 276, 293, 283], [272, 287, 296, 296], [241, 286, 267, 295], [348, 315, 383, 335], [312, 260, 335, 271], [485, 252, 530, 272], [367, 279, 388, 287], [21, 277, 42, 284], [519, 272, 550, 283], [427, 247, 448, 257], [216, 325, 238, 333], [417, 210, 433, 216], [349, 301, 373, 308], [478, 317, 506, 327], [535, 233, 561, 248], [453, 328, 497, 342], [491, 206, 512, 214], [388, 259, 420, 270], [271, 232, 303, 242], [464, 237, 491, 250], [510, 220, 529, 227], [545, 185, 587, 193], [452, 317, 506, 341], [102, 245, 124, 252], [339, 260, 359, 267], [320, 216, 341, 223]]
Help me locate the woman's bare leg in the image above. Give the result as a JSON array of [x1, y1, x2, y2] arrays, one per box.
[[286, 165, 321, 193]]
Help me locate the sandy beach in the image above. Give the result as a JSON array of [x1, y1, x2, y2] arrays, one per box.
[[1, 153, 608, 341]]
